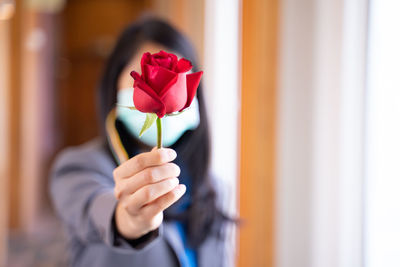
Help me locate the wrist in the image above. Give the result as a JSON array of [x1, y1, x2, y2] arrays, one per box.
[[112, 205, 161, 250], [115, 201, 144, 240]]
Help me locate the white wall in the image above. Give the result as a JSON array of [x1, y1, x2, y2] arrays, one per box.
[[277, 0, 368, 267], [365, 1, 400, 266], [204, 0, 240, 265], [276, 0, 315, 266]]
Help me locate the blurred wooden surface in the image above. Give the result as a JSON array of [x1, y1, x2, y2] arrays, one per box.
[[0, 15, 11, 265], [56, 0, 149, 148], [239, 0, 279, 266], [19, 11, 59, 232], [150, 0, 205, 66], [7, 0, 22, 231]]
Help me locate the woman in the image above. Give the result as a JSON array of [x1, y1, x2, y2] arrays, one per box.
[[49, 17, 233, 267]]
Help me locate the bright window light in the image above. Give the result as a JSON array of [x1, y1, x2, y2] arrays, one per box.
[[365, 1, 400, 267]]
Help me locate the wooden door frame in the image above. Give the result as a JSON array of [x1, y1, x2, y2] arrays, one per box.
[[238, 0, 279, 266], [0, 16, 12, 266]]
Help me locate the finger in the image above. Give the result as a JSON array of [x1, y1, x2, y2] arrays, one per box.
[[115, 163, 181, 199], [113, 148, 177, 179], [141, 184, 186, 218], [125, 177, 180, 213]]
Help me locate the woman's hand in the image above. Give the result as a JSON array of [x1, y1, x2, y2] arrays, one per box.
[[113, 147, 186, 240]]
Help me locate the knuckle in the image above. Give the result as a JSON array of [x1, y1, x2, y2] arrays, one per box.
[[124, 198, 138, 215], [112, 169, 119, 180], [114, 187, 120, 199], [145, 168, 156, 183], [170, 188, 180, 198], [121, 202, 129, 212], [135, 156, 145, 170], [155, 151, 164, 163], [171, 187, 183, 199], [143, 187, 154, 201], [153, 200, 164, 212]]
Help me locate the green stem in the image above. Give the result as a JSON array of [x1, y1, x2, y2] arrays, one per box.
[[156, 117, 162, 148]]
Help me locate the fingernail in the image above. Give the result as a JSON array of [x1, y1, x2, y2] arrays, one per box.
[[176, 184, 186, 194], [168, 149, 177, 159], [171, 177, 179, 186], [159, 149, 175, 161]]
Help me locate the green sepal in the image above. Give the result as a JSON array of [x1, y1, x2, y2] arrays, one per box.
[[139, 113, 157, 137]]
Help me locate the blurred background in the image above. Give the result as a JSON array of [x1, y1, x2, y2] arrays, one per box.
[[0, 0, 399, 267]]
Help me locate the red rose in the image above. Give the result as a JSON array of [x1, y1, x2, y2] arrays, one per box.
[[130, 50, 203, 118]]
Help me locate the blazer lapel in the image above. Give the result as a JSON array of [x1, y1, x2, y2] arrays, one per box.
[[163, 222, 185, 267], [197, 234, 225, 267]]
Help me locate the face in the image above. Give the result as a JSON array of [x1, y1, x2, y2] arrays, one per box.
[[117, 42, 184, 91]]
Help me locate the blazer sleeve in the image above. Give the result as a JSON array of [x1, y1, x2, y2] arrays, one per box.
[[49, 144, 162, 253]]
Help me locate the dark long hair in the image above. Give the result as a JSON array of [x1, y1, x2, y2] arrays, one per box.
[[97, 16, 230, 248]]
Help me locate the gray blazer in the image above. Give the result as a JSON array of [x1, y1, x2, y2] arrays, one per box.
[[49, 138, 234, 267]]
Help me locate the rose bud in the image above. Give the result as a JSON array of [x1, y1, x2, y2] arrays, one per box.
[[130, 50, 203, 118]]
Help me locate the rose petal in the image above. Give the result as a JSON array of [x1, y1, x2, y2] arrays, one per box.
[[155, 57, 172, 69], [131, 73, 164, 105], [179, 71, 203, 111], [140, 52, 152, 77], [144, 64, 178, 94], [150, 56, 159, 66], [154, 50, 169, 58], [170, 54, 178, 70], [133, 81, 166, 118], [175, 58, 193, 73], [130, 71, 141, 81], [160, 73, 188, 113]]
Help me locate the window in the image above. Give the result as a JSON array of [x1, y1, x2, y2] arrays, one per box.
[[365, 1, 400, 266]]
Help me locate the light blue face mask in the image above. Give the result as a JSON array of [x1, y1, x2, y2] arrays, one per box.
[[116, 87, 200, 147]]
